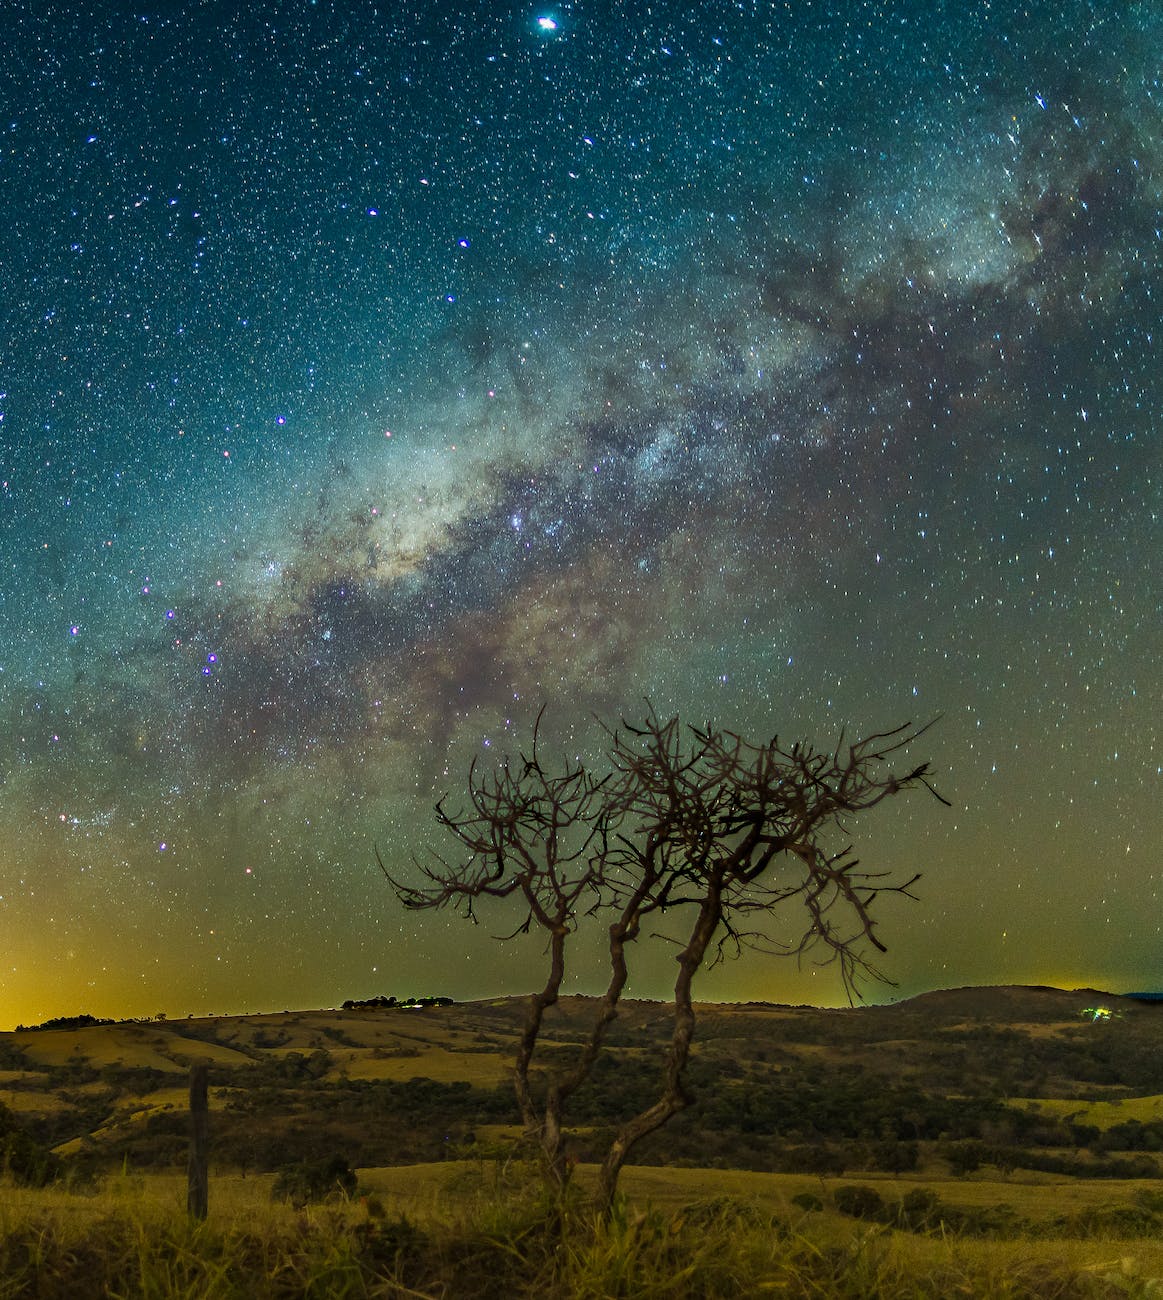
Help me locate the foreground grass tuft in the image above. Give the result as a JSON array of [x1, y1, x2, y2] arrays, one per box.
[[3, 1171, 1163, 1298]]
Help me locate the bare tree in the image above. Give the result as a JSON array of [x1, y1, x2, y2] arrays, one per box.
[[381, 708, 622, 1192], [592, 711, 949, 1210], [383, 707, 948, 1214]]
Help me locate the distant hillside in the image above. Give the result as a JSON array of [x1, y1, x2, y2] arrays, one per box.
[[881, 984, 1143, 1022], [2, 985, 1160, 1184]]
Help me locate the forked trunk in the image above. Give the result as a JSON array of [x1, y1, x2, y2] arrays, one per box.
[[596, 887, 722, 1215], [512, 925, 569, 1186]]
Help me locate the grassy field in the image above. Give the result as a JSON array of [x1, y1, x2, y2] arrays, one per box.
[[5, 988, 1163, 1293], [4, 1163, 1163, 1298], [1010, 1095, 1163, 1129]]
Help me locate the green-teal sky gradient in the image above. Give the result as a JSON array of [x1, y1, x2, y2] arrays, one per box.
[[1, 1, 1159, 1026]]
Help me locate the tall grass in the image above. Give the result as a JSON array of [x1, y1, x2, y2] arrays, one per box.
[[2, 1170, 1163, 1298]]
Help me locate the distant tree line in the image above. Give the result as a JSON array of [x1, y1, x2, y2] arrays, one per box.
[[14, 1013, 116, 1033], [13, 996, 455, 1033], [340, 995, 454, 1010]]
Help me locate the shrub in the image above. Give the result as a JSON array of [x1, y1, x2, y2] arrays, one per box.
[[894, 1187, 944, 1231], [776, 1142, 850, 1175], [944, 1139, 987, 1175], [680, 1196, 782, 1232], [271, 1154, 358, 1207], [833, 1184, 886, 1220], [1068, 1204, 1162, 1238], [869, 1139, 919, 1173], [0, 1102, 61, 1187], [791, 1191, 823, 1212], [952, 1202, 1024, 1238]]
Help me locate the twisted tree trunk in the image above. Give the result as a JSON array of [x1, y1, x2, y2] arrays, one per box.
[[513, 925, 571, 1191], [596, 885, 722, 1215]]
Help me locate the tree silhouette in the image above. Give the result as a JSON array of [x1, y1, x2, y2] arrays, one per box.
[[383, 706, 948, 1213]]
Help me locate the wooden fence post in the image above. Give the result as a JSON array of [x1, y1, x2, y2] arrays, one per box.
[[187, 1062, 209, 1220]]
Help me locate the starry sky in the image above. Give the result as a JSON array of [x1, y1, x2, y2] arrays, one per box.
[[1, 1, 1160, 1029]]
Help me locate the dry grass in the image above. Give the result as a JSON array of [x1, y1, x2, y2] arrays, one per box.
[[13, 1023, 254, 1072], [4, 1164, 1163, 1298], [341, 1047, 514, 1086], [0, 1088, 68, 1117], [5, 990, 1163, 1295], [1011, 1095, 1163, 1129]]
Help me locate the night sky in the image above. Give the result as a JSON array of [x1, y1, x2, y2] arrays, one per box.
[[2, 1, 1159, 1029]]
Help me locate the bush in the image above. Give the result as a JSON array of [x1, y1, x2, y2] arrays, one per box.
[[775, 1142, 850, 1176], [869, 1139, 919, 1173], [680, 1196, 782, 1232], [0, 1102, 61, 1187], [832, 1184, 886, 1220], [944, 1139, 987, 1175], [791, 1191, 823, 1212], [1067, 1204, 1162, 1238], [271, 1154, 358, 1207], [894, 1188, 944, 1231]]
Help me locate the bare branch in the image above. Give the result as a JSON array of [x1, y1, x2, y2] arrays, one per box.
[[380, 702, 948, 1213]]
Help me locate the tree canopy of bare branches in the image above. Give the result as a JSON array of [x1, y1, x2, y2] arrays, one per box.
[[381, 706, 948, 1213]]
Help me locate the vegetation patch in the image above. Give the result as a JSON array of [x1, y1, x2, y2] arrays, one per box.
[[270, 1155, 358, 1208], [4, 1170, 1163, 1298]]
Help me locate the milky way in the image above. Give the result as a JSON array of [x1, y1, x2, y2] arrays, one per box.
[[1, 2, 1160, 1025]]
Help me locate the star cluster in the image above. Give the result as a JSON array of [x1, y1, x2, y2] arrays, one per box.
[[0, 1, 1159, 1025]]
